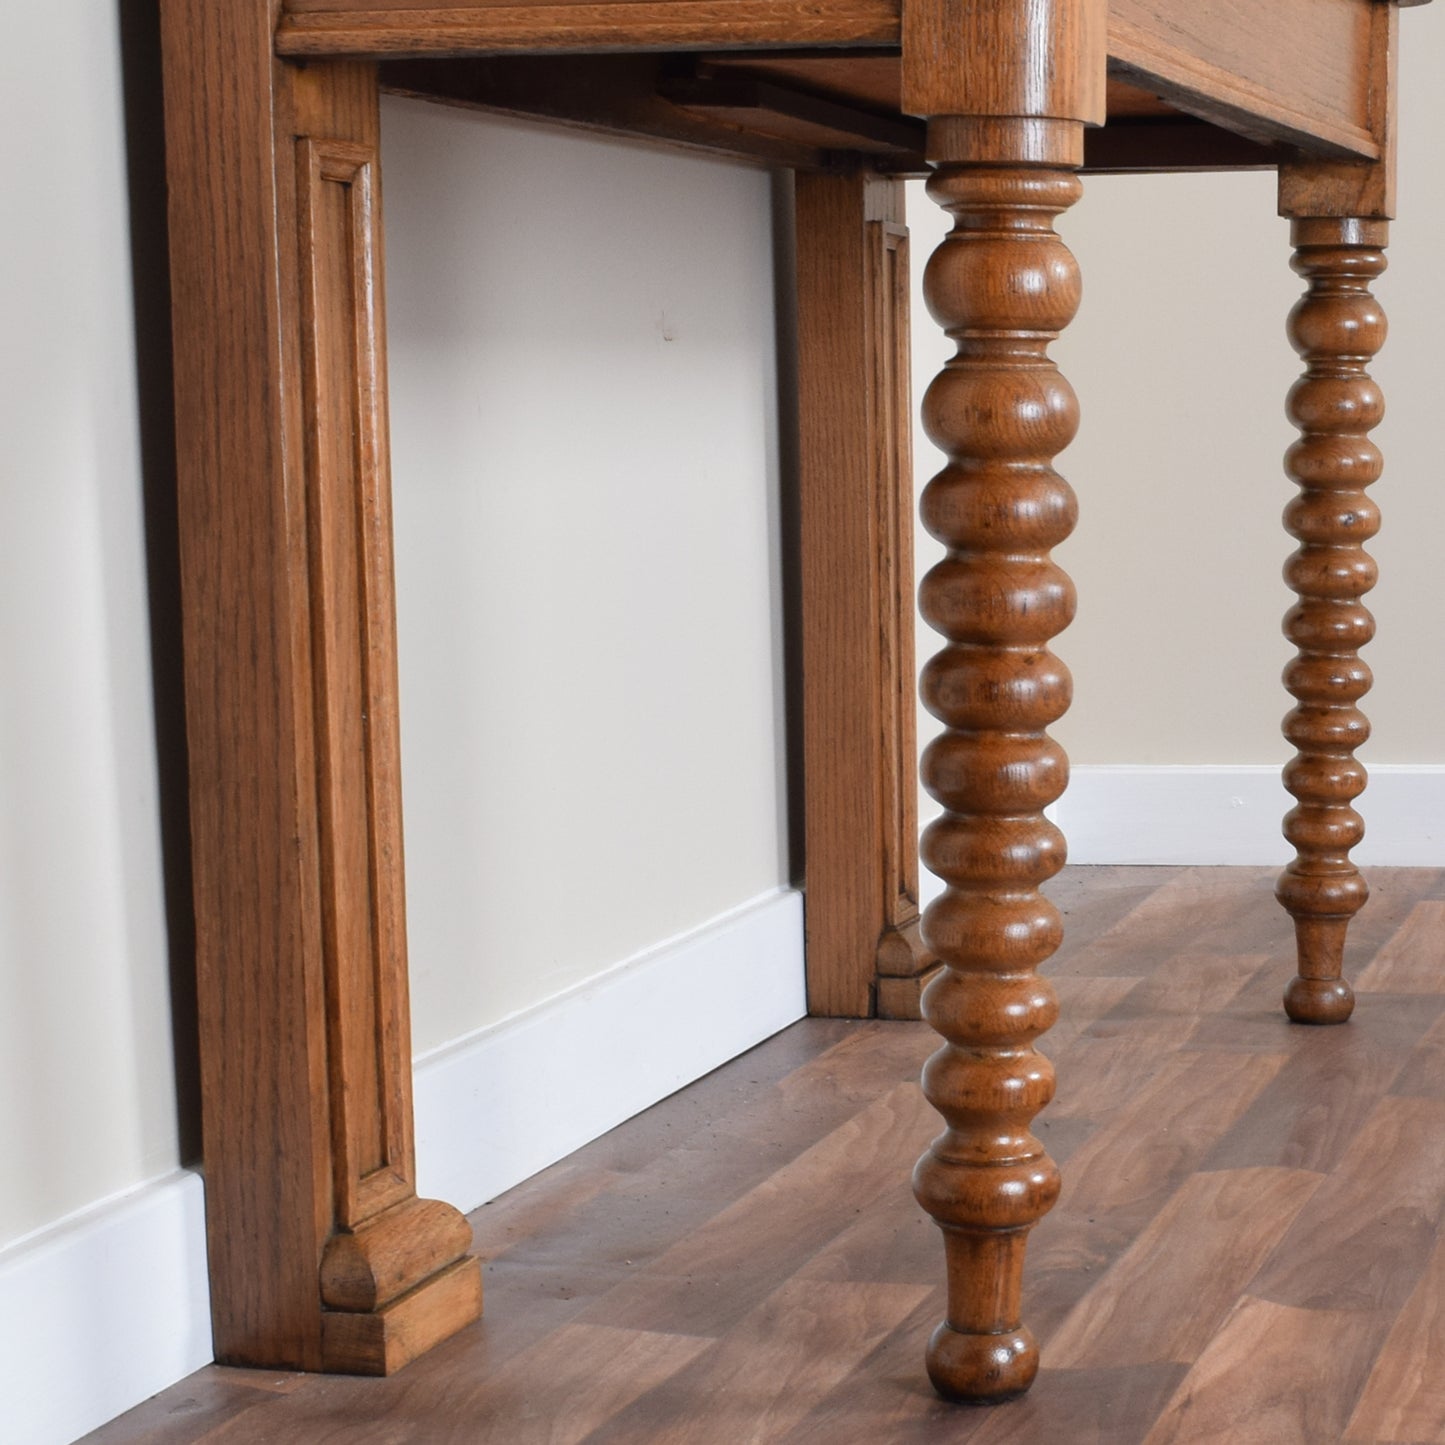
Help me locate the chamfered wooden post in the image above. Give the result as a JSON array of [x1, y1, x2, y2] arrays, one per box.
[[901, 0, 1104, 1403], [795, 170, 934, 1021], [159, 3, 480, 1373], [1274, 2, 1398, 1025]]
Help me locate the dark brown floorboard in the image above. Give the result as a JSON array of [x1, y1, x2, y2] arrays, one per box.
[[84, 867, 1445, 1445]]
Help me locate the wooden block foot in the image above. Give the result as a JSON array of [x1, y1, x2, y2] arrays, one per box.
[[320, 1255, 483, 1376]]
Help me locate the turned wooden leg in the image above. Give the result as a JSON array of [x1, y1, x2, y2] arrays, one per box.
[[910, 136, 1082, 1402], [1276, 218, 1388, 1025]]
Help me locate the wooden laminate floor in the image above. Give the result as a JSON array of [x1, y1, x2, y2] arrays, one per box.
[[86, 867, 1445, 1445]]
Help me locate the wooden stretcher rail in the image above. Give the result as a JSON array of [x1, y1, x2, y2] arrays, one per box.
[[276, 1, 902, 57]]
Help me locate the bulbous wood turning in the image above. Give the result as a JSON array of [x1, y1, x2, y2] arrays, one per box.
[[912, 164, 1081, 1402], [1277, 217, 1388, 1026]]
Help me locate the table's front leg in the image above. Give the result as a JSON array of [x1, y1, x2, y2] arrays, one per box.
[[911, 137, 1080, 1403], [902, 0, 1104, 1403]]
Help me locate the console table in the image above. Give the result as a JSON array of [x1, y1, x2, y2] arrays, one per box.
[[158, 0, 1431, 1404]]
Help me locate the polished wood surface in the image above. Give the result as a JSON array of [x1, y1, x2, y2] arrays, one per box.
[[1274, 217, 1389, 1026], [84, 867, 1445, 1443], [795, 171, 933, 1020], [158, 5, 478, 1371], [909, 148, 1082, 1402]]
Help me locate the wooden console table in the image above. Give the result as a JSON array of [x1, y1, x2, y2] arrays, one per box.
[[158, 0, 1430, 1404]]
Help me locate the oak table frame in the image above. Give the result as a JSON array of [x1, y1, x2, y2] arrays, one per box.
[[158, 0, 1428, 1402]]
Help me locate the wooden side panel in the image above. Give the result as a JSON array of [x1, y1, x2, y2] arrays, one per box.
[[1109, 0, 1378, 157], [295, 132, 413, 1227], [276, 0, 901, 57], [160, 5, 478, 1370], [796, 172, 931, 1020]]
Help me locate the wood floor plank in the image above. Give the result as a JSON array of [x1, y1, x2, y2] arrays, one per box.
[[1248, 1095, 1445, 1315], [1044, 1167, 1322, 1368], [1391, 1009, 1445, 1100], [81, 870, 1445, 1445], [582, 1279, 930, 1443], [1143, 1298, 1381, 1445], [74, 1372, 286, 1443], [1345, 1233, 1445, 1442], [1050, 868, 1286, 980], [575, 1082, 930, 1336], [1356, 901, 1445, 993], [1199, 992, 1437, 1172], [967, 1364, 1191, 1445], [1043, 1050, 1286, 1245], [1050, 954, 1268, 1121]]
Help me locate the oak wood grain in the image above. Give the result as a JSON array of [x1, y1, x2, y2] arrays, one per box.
[[277, 0, 901, 57], [796, 170, 929, 1018]]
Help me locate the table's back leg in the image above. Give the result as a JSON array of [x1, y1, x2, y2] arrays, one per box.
[[1274, 5, 1397, 1026], [1274, 215, 1388, 1025], [160, 4, 480, 1372], [901, 0, 1104, 1402], [794, 171, 934, 1021]]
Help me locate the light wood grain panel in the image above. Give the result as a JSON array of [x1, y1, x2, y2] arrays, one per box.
[[1345, 1233, 1445, 1442], [1143, 1298, 1382, 1445], [1046, 1168, 1322, 1367], [1109, 0, 1378, 157]]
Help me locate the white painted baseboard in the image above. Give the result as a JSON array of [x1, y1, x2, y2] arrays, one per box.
[[413, 885, 807, 1213], [0, 1169, 212, 1445], [1055, 764, 1445, 867], [1, 885, 804, 1444]]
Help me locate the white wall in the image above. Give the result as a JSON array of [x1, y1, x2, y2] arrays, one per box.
[[380, 101, 791, 1050], [0, 2, 177, 1253]]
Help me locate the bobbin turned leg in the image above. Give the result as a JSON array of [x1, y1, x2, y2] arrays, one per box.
[[1275, 12, 1398, 1025], [900, 0, 1102, 1402], [1275, 217, 1388, 1025], [909, 123, 1085, 1404]]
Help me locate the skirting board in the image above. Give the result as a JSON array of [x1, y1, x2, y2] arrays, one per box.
[[0, 886, 805, 1445], [916, 766, 1445, 904], [413, 885, 807, 1213], [0, 1169, 212, 1445], [1056, 764, 1445, 867]]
